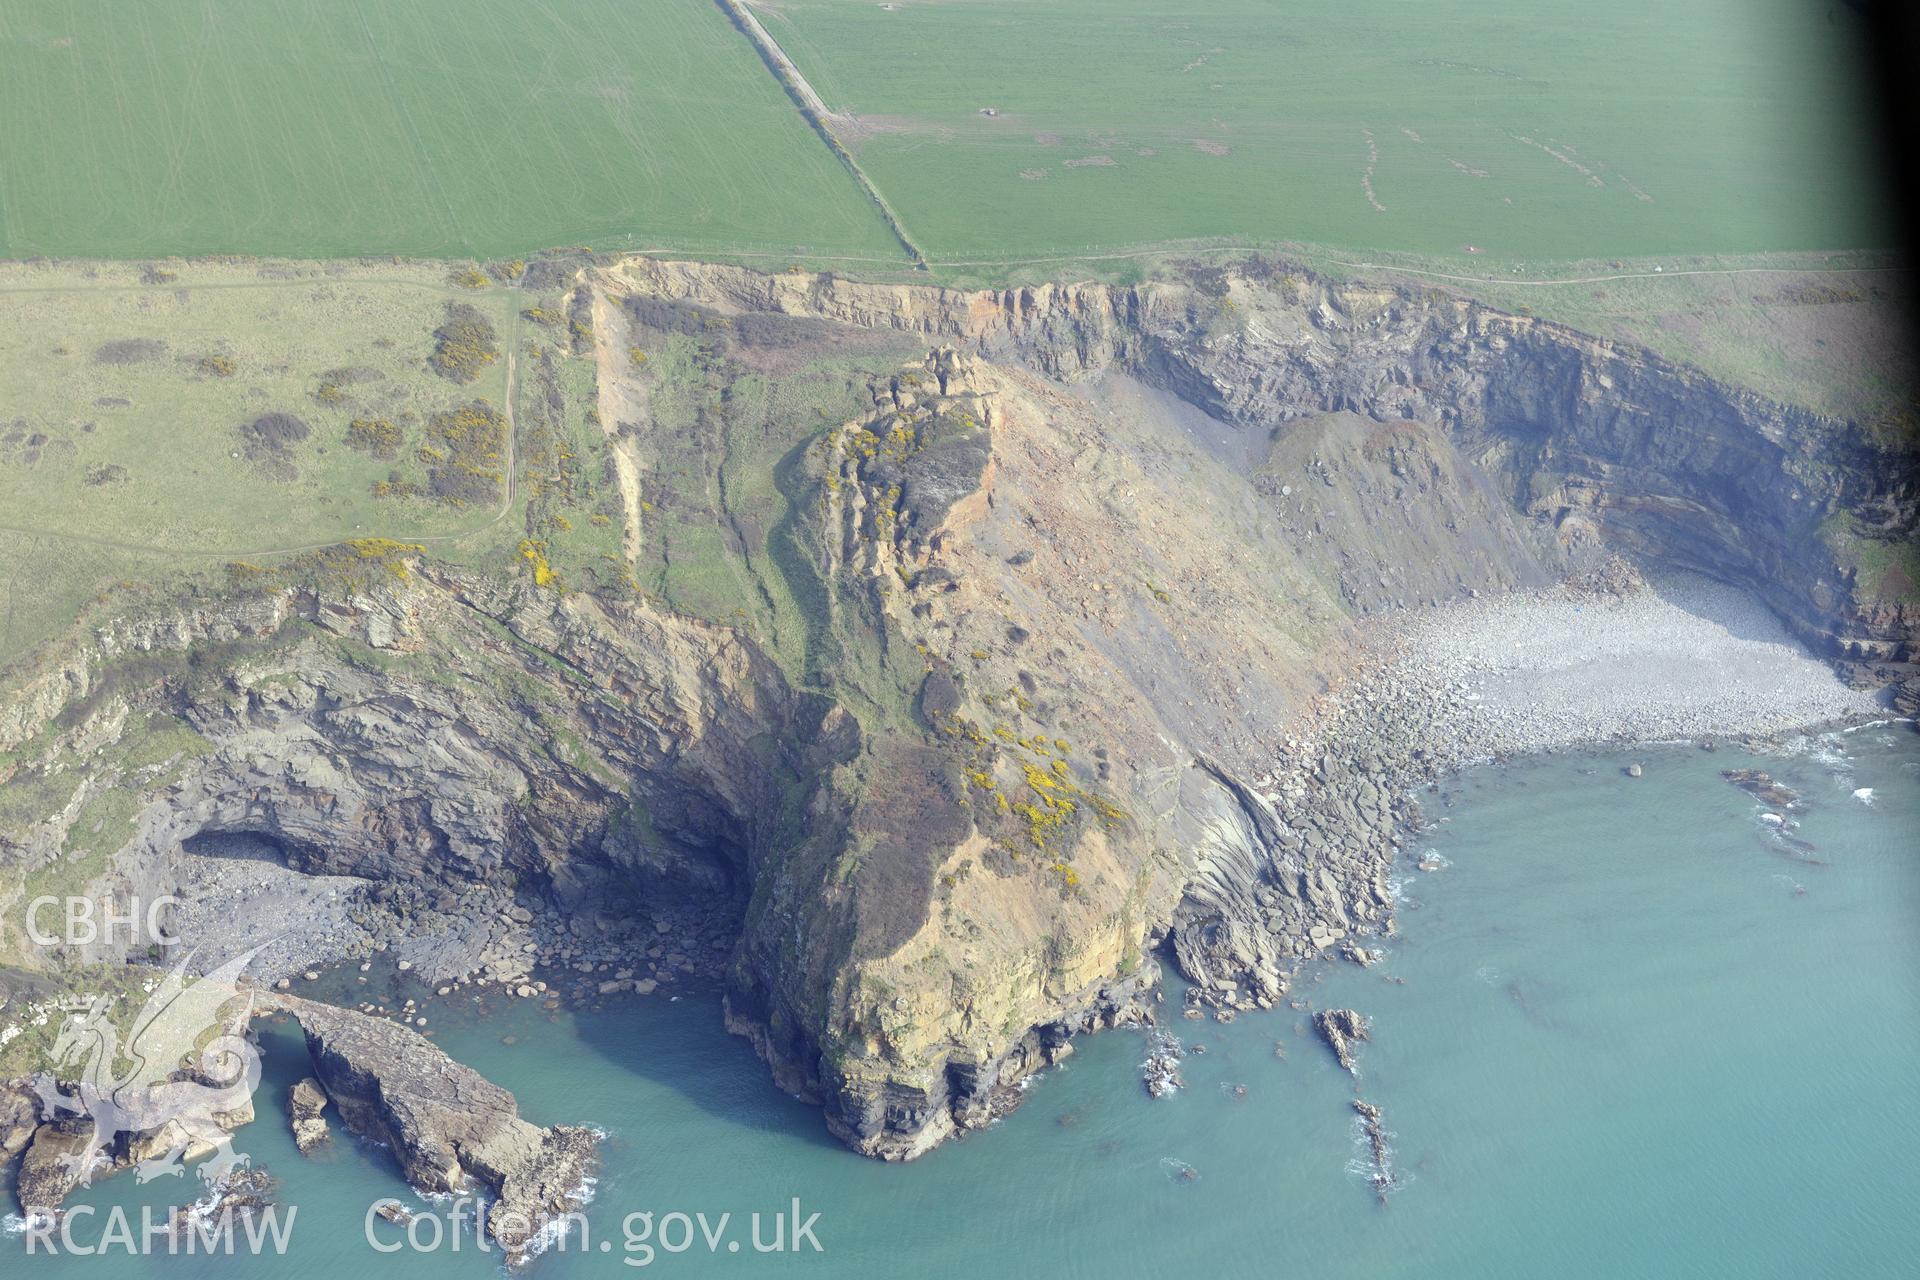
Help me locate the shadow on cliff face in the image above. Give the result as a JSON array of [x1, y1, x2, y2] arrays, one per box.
[[181, 829, 309, 867], [1643, 571, 1811, 647]]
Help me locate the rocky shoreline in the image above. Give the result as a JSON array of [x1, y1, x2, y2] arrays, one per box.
[[2, 562, 1889, 1207], [287, 562, 1880, 1064], [1174, 562, 1891, 1016], [0, 577, 1898, 1230], [167, 837, 736, 1004], [1157, 560, 1896, 1202], [0, 982, 598, 1264], [280, 994, 598, 1265]]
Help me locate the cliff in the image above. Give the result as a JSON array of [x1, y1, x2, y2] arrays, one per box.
[[1, 256, 1912, 1164], [608, 256, 1918, 669]]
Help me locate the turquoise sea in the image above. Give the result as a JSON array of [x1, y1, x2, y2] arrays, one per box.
[[10, 727, 1918, 1277]]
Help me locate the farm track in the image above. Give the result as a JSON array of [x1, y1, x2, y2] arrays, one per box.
[[0, 315, 524, 561], [718, 0, 928, 269]]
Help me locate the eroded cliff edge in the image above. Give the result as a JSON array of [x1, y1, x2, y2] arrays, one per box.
[[2, 257, 1913, 1165]]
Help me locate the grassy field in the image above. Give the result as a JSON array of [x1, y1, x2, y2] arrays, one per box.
[[0, 261, 516, 552], [0, 259, 533, 665], [0, 0, 904, 264], [0, 2, 1890, 273], [0, 254, 909, 684], [761, 0, 1888, 267]]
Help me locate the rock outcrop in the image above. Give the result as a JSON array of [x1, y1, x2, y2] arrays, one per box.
[[1315, 1008, 1371, 1076], [7, 1047, 261, 1215], [288, 1077, 330, 1154], [14, 1123, 94, 1213], [0, 1079, 36, 1168], [1141, 1030, 1184, 1098], [166, 1164, 280, 1236], [277, 996, 596, 1263], [1722, 769, 1801, 809], [1352, 1098, 1397, 1201]]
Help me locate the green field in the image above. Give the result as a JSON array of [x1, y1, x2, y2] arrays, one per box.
[[0, 0, 904, 263], [763, 0, 1888, 266], [0, 2, 1891, 271], [0, 3, 1905, 676], [0, 264, 516, 552], [0, 259, 539, 665], [0, 254, 906, 680]]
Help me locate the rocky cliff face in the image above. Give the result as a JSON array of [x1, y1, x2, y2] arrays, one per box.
[[2, 565, 805, 964], [611, 257, 1918, 667], [2, 256, 1912, 1167]]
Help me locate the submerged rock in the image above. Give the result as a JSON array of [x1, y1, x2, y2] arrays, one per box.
[[1341, 941, 1385, 967], [1352, 1099, 1398, 1202], [168, 1165, 279, 1236], [1723, 769, 1800, 809]]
